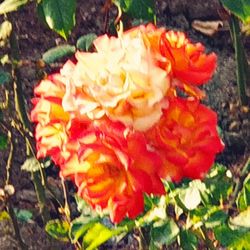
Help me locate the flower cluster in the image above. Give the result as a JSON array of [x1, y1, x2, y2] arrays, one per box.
[[31, 24, 224, 223]]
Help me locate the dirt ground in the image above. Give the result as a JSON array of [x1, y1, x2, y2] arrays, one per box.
[[0, 0, 249, 249]]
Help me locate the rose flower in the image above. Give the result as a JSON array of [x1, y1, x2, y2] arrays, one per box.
[[159, 30, 217, 98], [62, 32, 170, 131], [60, 119, 165, 223], [146, 97, 224, 181]]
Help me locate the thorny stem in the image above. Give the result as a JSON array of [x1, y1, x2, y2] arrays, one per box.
[[9, 23, 49, 223], [7, 201, 28, 250], [229, 15, 249, 106]]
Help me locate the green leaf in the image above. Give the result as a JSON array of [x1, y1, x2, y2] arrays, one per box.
[[179, 230, 198, 250], [76, 33, 97, 51], [220, 0, 250, 23], [69, 216, 99, 243], [230, 207, 250, 228], [205, 163, 233, 205], [45, 219, 70, 242], [150, 219, 179, 248], [21, 157, 42, 172], [14, 209, 32, 222], [38, 0, 76, 39], [42, 44, 75, 64], [113, 0, 156, 22], [205, 210, 228, 228], [214, 224, 250, 249], [0, 0, 28, 15], [0, 133, 8, 150], [140, 196, 166, 226], [0, 69, 11, 85], [188, 206, 228, 228], [178, 180, 207, 210], [83, 223, 124, 250], [237, 175, 250, 211]]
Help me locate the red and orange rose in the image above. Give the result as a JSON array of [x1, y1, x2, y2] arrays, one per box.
[[31, 24, 224, 223]]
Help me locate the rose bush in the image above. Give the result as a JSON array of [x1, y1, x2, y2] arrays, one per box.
[[31, 24, 224, 223]]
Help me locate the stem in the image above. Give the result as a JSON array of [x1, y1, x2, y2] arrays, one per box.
[[229, 157, 250, 208], [229, 15, 249, 106], [9, 24, 49, 223], [5, 131, 13, 185], [7, 201, 28, 250], [199, 226, 216, 250], [9, 33, 31, 130], [32, 171, 49, 223], [136, 228, 149, 250], [60, 177, 71, 221]]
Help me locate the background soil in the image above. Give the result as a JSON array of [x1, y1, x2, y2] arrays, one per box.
[[0, 0, 249, 249]]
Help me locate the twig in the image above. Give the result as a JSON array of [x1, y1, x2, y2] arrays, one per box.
[[229, 157, 250, 208], [0, 122, 13, 185], [9, 22, 49, 223], [199, 226, 216, 250], [5, 131, 13, 185], [229, 15, 249, 106], [60, 177, 71, 221], [7, 201, 28, 250]]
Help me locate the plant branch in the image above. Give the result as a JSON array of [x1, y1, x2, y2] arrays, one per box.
[[7, 201, 28, 250], [9, 23, 49, 223], [229, 15, 249, 106], [198, 226, 216, 250], [229, 157, 250, 208]]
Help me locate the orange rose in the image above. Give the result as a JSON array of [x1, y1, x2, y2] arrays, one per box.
[[31, 73, 71, 163], [146, 97, 224, 181], [160, 30, 217, 98], [61, 120, 165, 223], [35, 122, 69, 165]]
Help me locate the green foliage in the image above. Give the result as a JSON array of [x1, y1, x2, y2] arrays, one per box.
[[204, 163, 233, 204], [0, 133, 8, 150], [76, 33, 97, 51], [214, 224, 250, 249], [179, 230, 198, 250], [14, 208, 33, 222], [83, 223, 125, 250], [42, 45, 75, 64], [0, 69, 11, 85], [178, 180, 207, 210], [37, 0, 76, 39], [0, 0, 28, 15], [45, 219, 70, 242], [220, 0, 250, 23], [69, 216, 99, 243], [150, 219, 179, 248], [188, 206, 228, 229], [237, 175, 250, 211], [113, 0, 156, 22]]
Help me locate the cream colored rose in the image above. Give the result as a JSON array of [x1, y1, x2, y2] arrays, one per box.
[[62, 32, 170, 131]]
